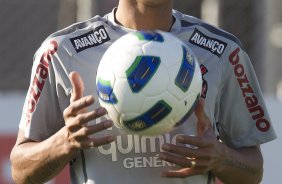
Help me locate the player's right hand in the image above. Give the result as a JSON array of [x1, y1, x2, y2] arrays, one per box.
[[63, 71, 115, 150]]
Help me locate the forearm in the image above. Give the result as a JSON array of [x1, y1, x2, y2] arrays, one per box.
[[10, 127, 76, 184], [212, 145, 263, 184]]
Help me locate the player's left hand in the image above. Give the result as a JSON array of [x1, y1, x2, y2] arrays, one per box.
[[159, 99, 224, 178]]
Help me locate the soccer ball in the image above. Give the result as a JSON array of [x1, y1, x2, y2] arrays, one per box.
[[96, 30, 202, 135]]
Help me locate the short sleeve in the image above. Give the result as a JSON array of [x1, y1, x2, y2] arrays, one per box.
[[19, 39, 71, 141], [216, 46, 276, 148]]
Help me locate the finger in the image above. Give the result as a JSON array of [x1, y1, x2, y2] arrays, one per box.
[[161, 168, 195, 178], [87, 120, 113, 134], [194, 98, 211, 135], [159, 152, 191, 168], [176, 135, 209, 148], [64, 96, 95, 117], [77, 120, 113, 136], [69, 71, 85, 103], [66, 108, 108, 132], [87, 136, 116, 148], [194, 98, 205, 118], [159, 154, 209, 177], [69, 119, 113, 139], [67, 120, 114, 149], [71, 136, 116, 149], [77, 108, 108, 126], [162, 143, 207, 159]]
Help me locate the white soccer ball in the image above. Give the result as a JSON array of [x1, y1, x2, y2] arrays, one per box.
[[96, 30, 202, 135]]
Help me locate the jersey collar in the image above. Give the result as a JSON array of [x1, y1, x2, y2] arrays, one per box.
[[105, 8, 181, 33]]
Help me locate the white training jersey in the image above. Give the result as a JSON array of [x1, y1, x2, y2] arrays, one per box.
[[19, 8, 276, 184]]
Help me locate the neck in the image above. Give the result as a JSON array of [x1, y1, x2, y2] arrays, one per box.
[[115, 0, 173, 31]]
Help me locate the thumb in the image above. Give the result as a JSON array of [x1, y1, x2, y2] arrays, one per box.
[[69, 71, 84, 103], [195, 98, 211, 136]]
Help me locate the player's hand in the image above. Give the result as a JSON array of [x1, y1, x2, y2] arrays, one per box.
[[159, 99, 224, 178], [63, 71, 115, 150]]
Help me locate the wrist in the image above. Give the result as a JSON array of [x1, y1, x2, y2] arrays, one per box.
[[55, 127, 78, 158], [211, 142, 229, 175]]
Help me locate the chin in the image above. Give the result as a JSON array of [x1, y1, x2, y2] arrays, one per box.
[[136, 0, 172, 7]]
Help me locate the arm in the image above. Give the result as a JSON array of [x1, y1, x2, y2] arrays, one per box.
[[11, 128, 76, 184], [159, 99, 263, 184], [10, 72, 115, 184], [213, 145, 263, 184]]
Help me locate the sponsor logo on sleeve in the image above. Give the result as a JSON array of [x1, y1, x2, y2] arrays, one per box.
[[229, 47, 270, 132], [25, 41, 58, 126], [70, 25, 110, 53], [189, 28, 227, 57]]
